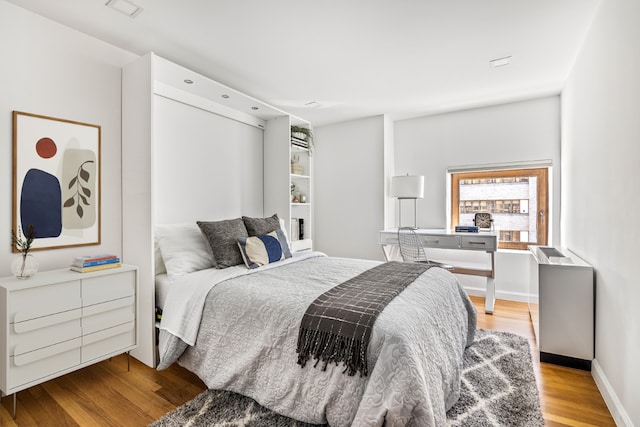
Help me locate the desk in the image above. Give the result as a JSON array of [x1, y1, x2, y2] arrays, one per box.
[[379, 229, 498, 314]]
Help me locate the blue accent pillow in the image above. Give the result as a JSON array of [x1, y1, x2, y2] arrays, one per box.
[[237, 230, 291, 269]]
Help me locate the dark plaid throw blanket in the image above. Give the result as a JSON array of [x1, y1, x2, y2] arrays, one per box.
[[296, 261, 432, 377]]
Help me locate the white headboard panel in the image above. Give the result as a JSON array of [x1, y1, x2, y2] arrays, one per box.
[[153, 94, 264, 224]]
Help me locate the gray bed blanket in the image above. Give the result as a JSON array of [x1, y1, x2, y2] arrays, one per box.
[[159, 256, 476, 427]]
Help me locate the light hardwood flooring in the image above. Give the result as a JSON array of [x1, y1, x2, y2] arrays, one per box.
[[0, 297, 615, 426]]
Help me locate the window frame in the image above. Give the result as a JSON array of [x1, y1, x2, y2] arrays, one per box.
[[450, 168, 549, 250]]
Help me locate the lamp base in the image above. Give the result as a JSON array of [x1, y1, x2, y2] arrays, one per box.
[[397, 199, 419, 230]]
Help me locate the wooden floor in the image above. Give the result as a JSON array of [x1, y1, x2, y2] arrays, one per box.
[[1, 297, 615, 426], [473, 297, 615, 427]]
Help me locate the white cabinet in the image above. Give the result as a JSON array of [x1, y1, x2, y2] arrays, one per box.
[[529, 246, 593, 370], [264, 117, 313, 252], [0, 265, 137, 400]]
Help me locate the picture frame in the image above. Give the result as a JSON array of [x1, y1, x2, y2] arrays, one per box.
[[13, 111, 101, 251]]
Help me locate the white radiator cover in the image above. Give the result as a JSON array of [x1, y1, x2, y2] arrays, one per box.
[[529, 246, 594, 368]]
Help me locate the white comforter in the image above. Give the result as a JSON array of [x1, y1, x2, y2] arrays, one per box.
[[158, 254, 476, 427]]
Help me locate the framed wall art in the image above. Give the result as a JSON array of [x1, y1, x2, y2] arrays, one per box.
[[13, 111, 101, 251]]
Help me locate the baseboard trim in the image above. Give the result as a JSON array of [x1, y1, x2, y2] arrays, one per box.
[[462, 286, 531, 303], [462, 286, 486, 298], [592, 358, 633, 426], [495, 290, 530, 303], [540, 352, 591, 370]]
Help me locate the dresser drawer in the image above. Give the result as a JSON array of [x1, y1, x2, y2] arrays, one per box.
[[9, 338, 81, 391], [82, 296, 135, 335], [11, 312, 81, 356], [82, 322, 136, 363], [9, 280, 81, 323], [82, 270, 136, 305]]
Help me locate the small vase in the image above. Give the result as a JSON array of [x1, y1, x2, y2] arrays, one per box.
[[12, 254, 38, 279]]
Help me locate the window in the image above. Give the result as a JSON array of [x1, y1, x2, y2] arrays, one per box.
[[451, 168, 548, 250]]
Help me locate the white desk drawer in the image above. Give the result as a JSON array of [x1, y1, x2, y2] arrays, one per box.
[[379, 232, 398, 245], [82, 270, 135, 305], [379, 232, 461, 248], [460, 236, 497, 251], [420, 235, 460, 249]]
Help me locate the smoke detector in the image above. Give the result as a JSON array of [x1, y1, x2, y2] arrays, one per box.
[[105, 0, 143, 18]]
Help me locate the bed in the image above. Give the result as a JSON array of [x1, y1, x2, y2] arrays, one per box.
[[154, 217, 477, 427]]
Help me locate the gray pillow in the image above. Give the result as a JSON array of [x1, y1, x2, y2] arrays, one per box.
[[197, 218, 248, 268], [242, 214, 280, 237]]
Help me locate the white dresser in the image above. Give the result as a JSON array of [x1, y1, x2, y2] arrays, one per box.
[[0, 265, 137, 416]]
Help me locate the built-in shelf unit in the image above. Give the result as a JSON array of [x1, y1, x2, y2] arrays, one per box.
[[264, 117, 313, 252]]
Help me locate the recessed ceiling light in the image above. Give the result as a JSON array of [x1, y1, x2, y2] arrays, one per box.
[[105, 0, 143, 18], [221, 94, 230, 99], [184, 79, 193, 84], [490, 56, 512, 68]]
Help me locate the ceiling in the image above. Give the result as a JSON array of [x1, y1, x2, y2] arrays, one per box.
[[6, 0, 601, 126]]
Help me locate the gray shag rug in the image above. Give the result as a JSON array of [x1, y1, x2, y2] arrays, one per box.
[[150, 329, 543, 427]]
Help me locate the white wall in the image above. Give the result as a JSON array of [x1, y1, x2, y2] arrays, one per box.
[[314, 116, 389, 260], [0, 1, 136, 276], [561, 0, 639, 424], [393, 97, 561, 301]]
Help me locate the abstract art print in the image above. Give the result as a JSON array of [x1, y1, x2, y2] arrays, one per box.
[[13, 111, 101, 251]]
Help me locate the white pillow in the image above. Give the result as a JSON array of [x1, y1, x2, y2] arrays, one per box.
[[279, 218, 292, 249], [155, 223, 214, 281], [154, 238, 167, 275]]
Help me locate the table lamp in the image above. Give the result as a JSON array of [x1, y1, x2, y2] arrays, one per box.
[[390, 175, 424, 229]]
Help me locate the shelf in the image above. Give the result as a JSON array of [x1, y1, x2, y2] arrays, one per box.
[[290, 173, 310, 179], [291, 136, 310, 148], [291, 143, 310, 152], [290, 239, 313, 252], [291, 203, 311, 206]]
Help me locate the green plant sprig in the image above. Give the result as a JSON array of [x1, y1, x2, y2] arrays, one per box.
[[12, 224, 36, 255], [290, 125, 313, 141]]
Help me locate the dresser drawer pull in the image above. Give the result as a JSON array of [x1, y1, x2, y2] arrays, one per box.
[[83, 296, 135, 317], [425, 240, 439, 244], [82, 322, 135, 346], [14, 309, 82, 334], [468, 241, 487, 245]]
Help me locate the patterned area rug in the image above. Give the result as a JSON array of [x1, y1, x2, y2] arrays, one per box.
[[150, 329, 543, 427]]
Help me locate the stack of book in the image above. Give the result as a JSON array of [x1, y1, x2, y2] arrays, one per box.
[[290, 218, 305, 241], [291, 137, 309, 149], [70, 254, 121, 272], [454, 225, 479, 233]]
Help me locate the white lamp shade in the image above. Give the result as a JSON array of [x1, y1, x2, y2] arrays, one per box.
[[390, 175, 424, 199]]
